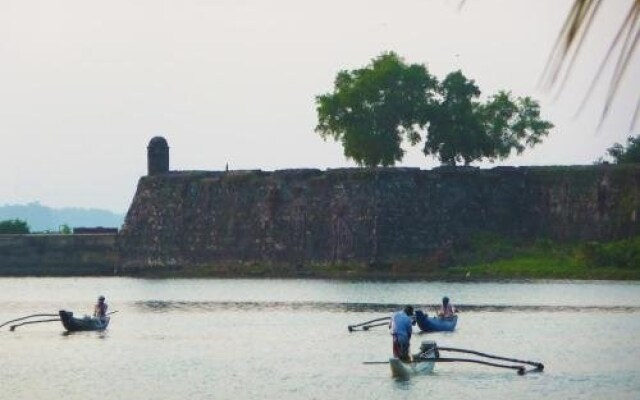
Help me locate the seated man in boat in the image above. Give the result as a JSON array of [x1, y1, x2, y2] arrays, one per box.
[[389, 305, 414, 362], [93, 295, 108, 322], [437, 296, 456, 319]]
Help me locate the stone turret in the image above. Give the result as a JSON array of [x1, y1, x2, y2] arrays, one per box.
[[147, 136, 169, 176]]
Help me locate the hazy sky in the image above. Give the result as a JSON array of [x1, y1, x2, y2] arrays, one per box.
[[1, 0, 638, 212]]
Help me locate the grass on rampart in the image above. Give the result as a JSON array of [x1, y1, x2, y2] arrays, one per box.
[[305, 235, 640, 281], [442, 235, 640, 280], [119, 235, 640, 281]]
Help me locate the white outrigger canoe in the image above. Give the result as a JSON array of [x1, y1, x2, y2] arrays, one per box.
[[385, 340, 544, 379], [389, 341, 438, 380]]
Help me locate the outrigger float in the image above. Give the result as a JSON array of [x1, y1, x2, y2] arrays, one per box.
[[366, 341, 544, 380]]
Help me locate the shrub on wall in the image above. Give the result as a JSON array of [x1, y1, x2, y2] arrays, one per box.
[[581, 237, 640, 269]]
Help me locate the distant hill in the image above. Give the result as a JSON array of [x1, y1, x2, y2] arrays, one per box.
[[0, 202, 125, 232]]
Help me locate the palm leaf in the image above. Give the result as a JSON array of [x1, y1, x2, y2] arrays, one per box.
[[541, 0, 640, 129]]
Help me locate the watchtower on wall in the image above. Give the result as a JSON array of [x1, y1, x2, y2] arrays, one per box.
[[147, 136, 169, 176]]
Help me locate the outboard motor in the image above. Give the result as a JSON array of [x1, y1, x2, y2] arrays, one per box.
[[418, 341, 440, 359]]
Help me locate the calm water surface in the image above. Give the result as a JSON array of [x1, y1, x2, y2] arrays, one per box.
[[1, 278, 639, 399]]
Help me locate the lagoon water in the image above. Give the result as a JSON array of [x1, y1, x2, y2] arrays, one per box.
[[1, 278, 640, 399]]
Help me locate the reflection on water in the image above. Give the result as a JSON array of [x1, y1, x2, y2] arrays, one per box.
[[135, 299, 640, 313], [1, 278, 639, 400], [61, 330, 109, 339]]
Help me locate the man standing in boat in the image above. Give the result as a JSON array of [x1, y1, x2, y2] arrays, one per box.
[[93, 295, 108, 322], [438, 296, 456, 319], [390, 305, 414, 362]]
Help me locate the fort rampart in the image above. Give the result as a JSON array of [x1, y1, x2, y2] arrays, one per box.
[[3, 136, 638, 277], [117, 164, 640, 274], [0, 234, 117, 276]]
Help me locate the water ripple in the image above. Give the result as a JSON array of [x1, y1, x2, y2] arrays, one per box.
[[134, 300, 640, 313]]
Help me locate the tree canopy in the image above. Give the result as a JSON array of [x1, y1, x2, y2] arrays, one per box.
[[315, 52, 436, 167], [0, 219, 30, 234], [606, 135, 640, 164], [424, 78, 553, 166], [316, 53, 554, 167], [422, 71, 487, 166]]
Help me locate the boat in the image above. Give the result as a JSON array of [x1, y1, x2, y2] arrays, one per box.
[[59, 310, 110, 332], [381, 341, 543, 379], [389, 341, 438, 380], [414, 310, 457, 332]]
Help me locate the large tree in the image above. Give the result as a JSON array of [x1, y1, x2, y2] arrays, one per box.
[[315, 52, 437, 167], [423, 71, 553, 166], [606, 135, 640, 163], [318, 55, 553, 166]]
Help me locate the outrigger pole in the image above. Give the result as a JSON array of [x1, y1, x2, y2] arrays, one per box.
[[363, 358, 527, 375], [9, 318, 61, 331], [0, 314, 59, 329], [348, 316, 390, 332], [349, 321, 390, 331], [437, 347, 544, 371]]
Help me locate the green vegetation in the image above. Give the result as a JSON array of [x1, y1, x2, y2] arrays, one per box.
[[607, 135, 640, 164], [581, 237, 640, 269], [277, 235, 640, 281], [142, 236, 640, 280], [424, 73, 553, 166], [444, 234, 640, 280], [316, 52, 553, 167], [315, 52, 435, 167], [0, 219, 30, 234]]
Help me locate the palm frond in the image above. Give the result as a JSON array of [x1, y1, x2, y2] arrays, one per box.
[[541, 0, 640, 129], [574, 4, 637, 116], [599, 5, 640, 127], [540, 0, 602, 90]]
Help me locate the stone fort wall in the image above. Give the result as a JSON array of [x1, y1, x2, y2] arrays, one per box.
[[0, 234, 118, 276], [117, 164, 640, 273]]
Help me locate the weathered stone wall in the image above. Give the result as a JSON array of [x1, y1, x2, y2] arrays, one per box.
[[0, 234, 118, 276], [117, 165, 640, 272]]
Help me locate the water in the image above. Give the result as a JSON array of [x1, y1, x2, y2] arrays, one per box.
[[1, 278, 640, 399]]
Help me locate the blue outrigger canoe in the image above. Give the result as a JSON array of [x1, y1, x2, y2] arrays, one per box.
[[415, 310, 457, 332], [59, 310, 109, 332]]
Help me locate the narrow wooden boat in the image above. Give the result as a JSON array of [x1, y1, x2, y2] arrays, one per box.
[[382, 341, 541, 379], [389, 341, 437, 380], [59, 310, 110, 332], [414, 310, 457, 332]]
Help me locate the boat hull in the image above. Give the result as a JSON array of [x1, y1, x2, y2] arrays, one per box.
[[59, 310, 109, 332], [415, 310, 457, 332], [389, 357, 435, 379], [389, 340, 438, 379]]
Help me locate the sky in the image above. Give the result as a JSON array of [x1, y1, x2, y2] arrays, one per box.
[[1, 0, 638, 213]]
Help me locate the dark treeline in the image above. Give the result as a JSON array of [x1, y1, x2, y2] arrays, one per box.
[[0, 203, 124, 232]]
